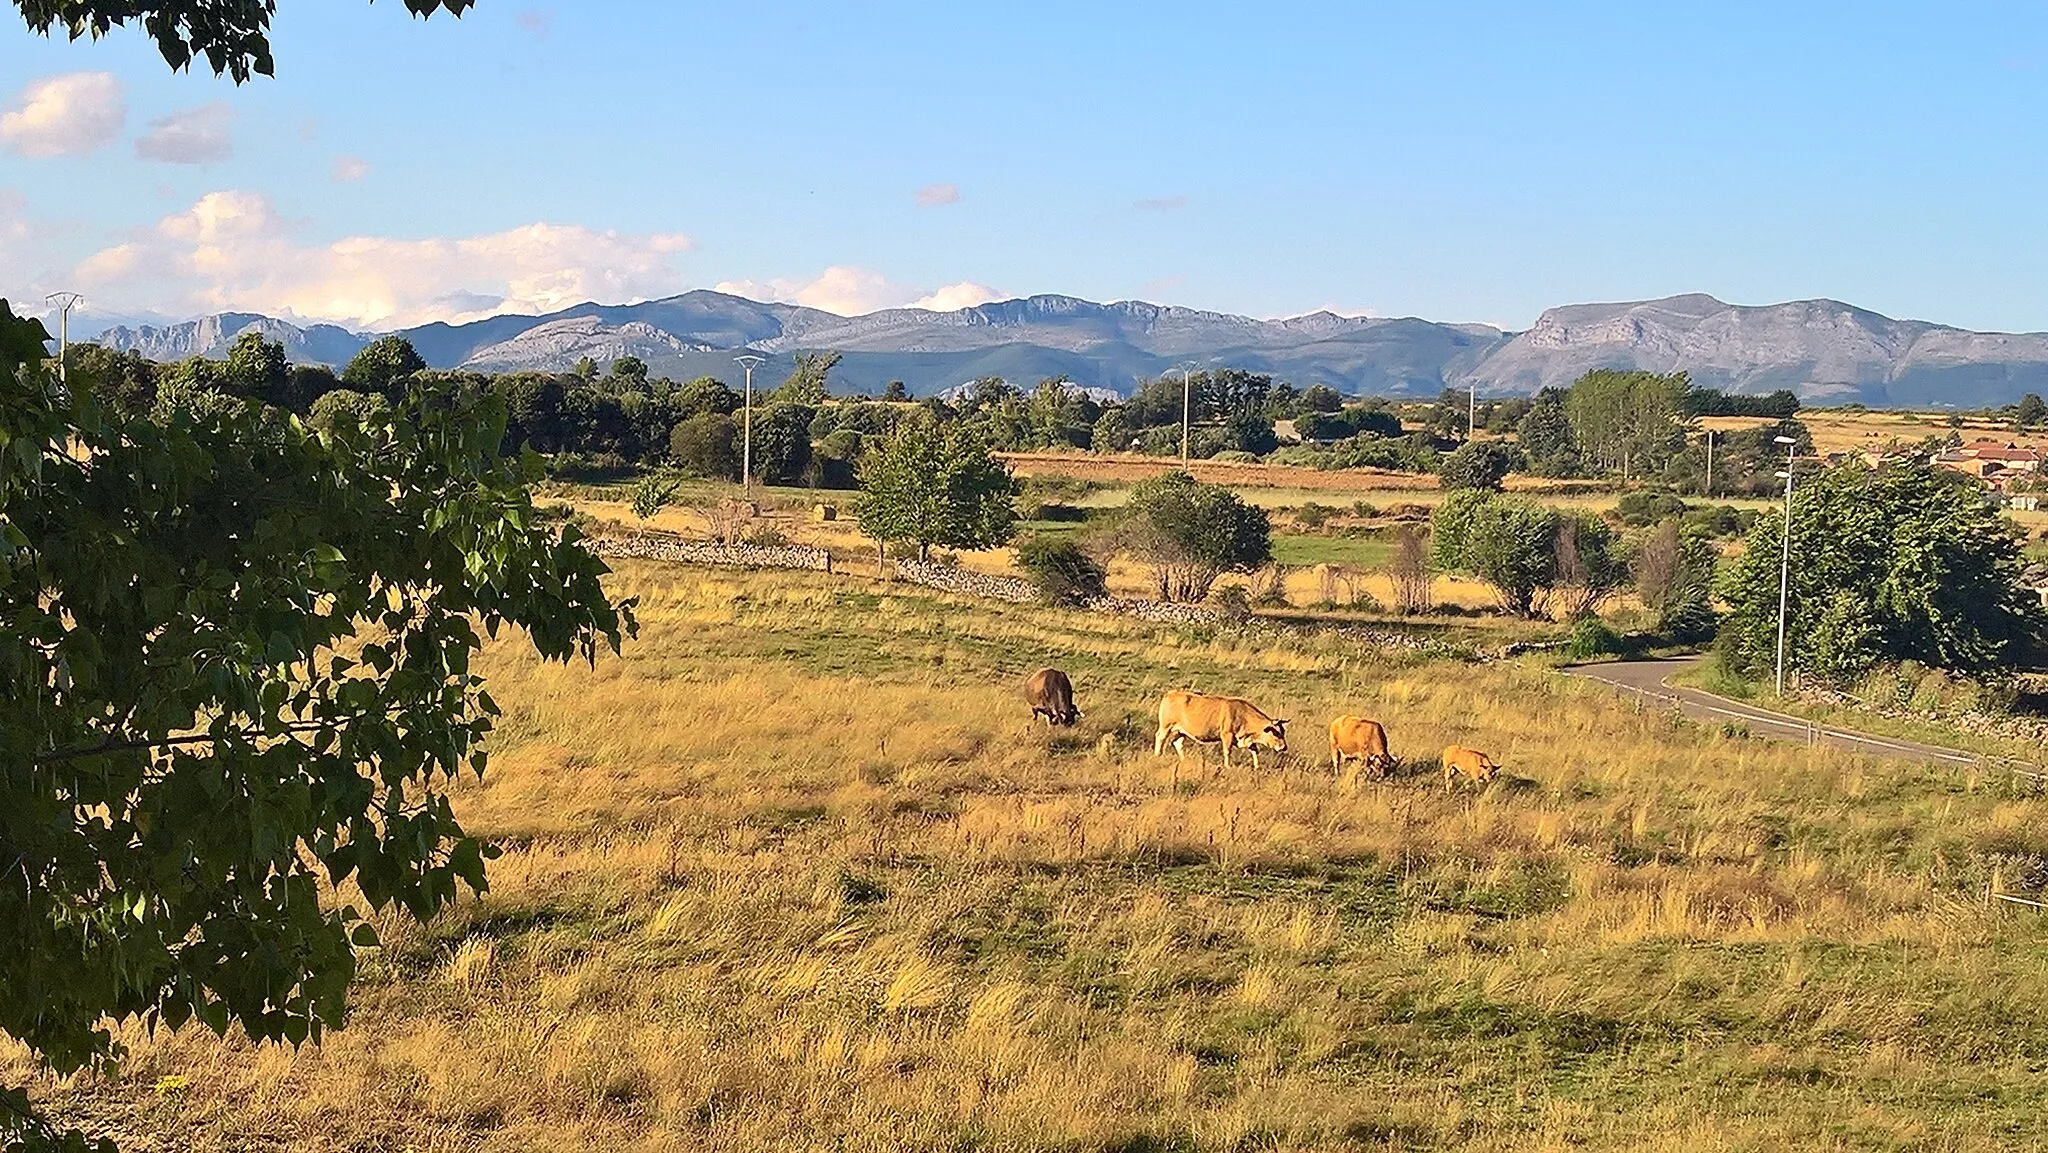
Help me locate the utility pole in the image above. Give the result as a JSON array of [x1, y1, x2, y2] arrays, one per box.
[[46, 292, 82, 386], [1468, 381, 1476, 442], [1773, 435, 1798, 695], [1180, 366, 1195, 461], [1704, 428, 1715, 498], [734, 354, 765, 495]]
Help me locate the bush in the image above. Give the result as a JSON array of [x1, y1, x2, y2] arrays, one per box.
[[1210, 584, 1252, 621], [1294, 502, 1337, 530], [1617, 490, 1688, 527], [1016, 535, 1108, 605], [1565, 617, 1626, 660], [743, 524, 792, 547]]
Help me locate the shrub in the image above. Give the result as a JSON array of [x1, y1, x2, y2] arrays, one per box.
[[1565, 617, 1626, 660], [1210, 584, 1252, 621], [1016, 535, 1108, 605], [1617, 490, 1688, 527], [1295, 502, 1337, 530]]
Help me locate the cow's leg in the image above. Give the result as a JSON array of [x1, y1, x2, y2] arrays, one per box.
[[1154, 725, 1170, 756]]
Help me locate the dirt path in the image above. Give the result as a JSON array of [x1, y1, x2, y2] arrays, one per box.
[[1565, 657, 1990, 765]]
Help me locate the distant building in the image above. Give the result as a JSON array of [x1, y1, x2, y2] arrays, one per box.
[[1932, 439, 2044, 489]]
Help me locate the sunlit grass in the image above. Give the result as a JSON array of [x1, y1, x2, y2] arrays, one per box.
[[11, 560, 2048, 1150]]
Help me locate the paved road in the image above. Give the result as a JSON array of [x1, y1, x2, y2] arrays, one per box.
[[1564, 658, 1988, 766]]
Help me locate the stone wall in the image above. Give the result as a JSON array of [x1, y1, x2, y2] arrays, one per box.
[[891, 560, 1228, 625], [592, 535, 833, 573]]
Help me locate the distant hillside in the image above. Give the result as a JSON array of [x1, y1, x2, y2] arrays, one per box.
[[1461, 294, 2048, 406], [87, 290, 2048, 407]]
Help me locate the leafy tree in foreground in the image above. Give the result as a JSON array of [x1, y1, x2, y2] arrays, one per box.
[[1109, 470, 1271, 602], [14, 1, 473, 80], [0, 300, 631, 1150], [1718, 461, 2041, 686], [855, 419, 1017, 562]]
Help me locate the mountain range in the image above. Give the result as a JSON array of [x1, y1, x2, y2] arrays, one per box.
[[89, 291, 2048, 407]]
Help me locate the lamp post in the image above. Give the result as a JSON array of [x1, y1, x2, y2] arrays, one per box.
[[45, 292, 82, 386], [733, 354, 765, 495], [1772, 434, 1798, 695]]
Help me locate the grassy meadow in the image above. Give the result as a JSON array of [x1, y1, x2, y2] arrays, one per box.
[[17, 560, 2048, 1151]]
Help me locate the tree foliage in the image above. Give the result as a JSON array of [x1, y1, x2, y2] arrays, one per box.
[[339, 335, 426, 400], [854, 419, 1017, 561], [776, 351, 841, 406], [1431, 490, 1567, 618], [0, 300, 631, 1148], [1109, 471, 1271, 602], [1718, 461, 2042, 685], [668, 413, 739, 481], [1438, 440, 1522, 491], [1563, 370, 1688, 479], [749, 404, 815, 486], [13, 1, 474, 81]]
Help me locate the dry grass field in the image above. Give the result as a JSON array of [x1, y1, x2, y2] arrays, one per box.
[[15, 560, 2048, 1151]]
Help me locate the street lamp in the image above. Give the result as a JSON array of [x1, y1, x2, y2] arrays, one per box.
[[1772, 434, 1798, 695], [45, 292, 82, 386], [733, 353, 765, 494]]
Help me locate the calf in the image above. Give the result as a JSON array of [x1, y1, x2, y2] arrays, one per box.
[[1440, 745, 1500, 792]]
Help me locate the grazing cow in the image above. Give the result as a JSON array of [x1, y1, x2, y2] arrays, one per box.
[[1154, 691, 1289, 770], [1329, 715, 1393, 779], [1024, 667, 1082, 727], [1440, 745, 1500, 792]]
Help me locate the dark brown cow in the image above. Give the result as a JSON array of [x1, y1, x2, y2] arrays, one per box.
[[1025, 667, 1082, 727]]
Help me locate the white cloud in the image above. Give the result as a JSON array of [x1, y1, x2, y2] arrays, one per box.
[[70, 190, 695, 328], [134, 102, 235, 164], [1134, 195, 1188, 212], [331, 155, 371, 183], [715, 266, 1002, 316], [911, 282, 1002, 311], [0, 72, 125, 158], [915, 182, 961, 207]]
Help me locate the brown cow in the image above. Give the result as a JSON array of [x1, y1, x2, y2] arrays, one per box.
[[1440, 745, 1500, 792], [1024, 667, 1082, 727], [1329, 715, 1393, 779], [1154, 691, 1288, 770]]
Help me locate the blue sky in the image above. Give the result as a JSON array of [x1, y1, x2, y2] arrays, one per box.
[[3, 1, 2045, 332]]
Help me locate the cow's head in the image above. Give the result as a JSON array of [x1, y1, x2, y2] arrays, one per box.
[[1470, 756, 1500, 783], [1058, 706, 1082, 726], [1241, 719, 1288, 753]]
